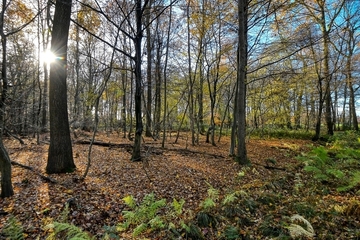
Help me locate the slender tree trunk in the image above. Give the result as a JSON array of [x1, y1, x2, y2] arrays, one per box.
[[121, 58, 127, 138], [314, 75, 323, 141], [162, 6, 172, 148], [154, 39, 162, 138], [41, 1, 51, 131], [187, 2, 195, 146], [132, 0, 144, 161], [145, 0, 153, 137], [230, 82, 237, 156], [235, 0, 249, 165]]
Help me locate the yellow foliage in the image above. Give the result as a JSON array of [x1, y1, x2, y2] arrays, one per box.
[[77, 1, 101, 33], [6, 0, 34, 24], [344, 200, 360, 217]]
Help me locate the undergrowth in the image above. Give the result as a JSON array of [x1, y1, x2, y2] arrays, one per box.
[[297, 131, 360, 193]]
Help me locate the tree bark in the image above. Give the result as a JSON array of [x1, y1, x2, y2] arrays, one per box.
[[145, 0, 153, 137], [0, 0, 14, 197], [162, 5, 172, 148], [235, 0, 249, 165], [132, 0, 144, 161], [47, 0, 76, 173]]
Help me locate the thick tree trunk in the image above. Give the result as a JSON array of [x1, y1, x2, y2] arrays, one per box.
[[0, 0, 13, 197], [0, 142, 13, 198], [346, 54, 358, 131], [47, 0, 75, 173]]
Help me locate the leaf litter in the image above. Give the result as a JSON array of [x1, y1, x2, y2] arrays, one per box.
[[0, 132, 359, 239]]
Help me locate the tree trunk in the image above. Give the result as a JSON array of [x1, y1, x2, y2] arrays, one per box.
[[145, 0, 153, 137], [162, 6, 172, 148], [132, 0, 144, 161], [235, 0, 249, 165], [47, 0, 75, 173], [187, 2, 196, 146], [345, 27, 358, 131], [121, 58, 127, 138], [41, 1, 51, 131], [0, 142, 13, 198], [0, 0, 14, 197]]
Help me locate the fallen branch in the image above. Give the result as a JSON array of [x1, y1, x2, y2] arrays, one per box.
[[11, 161, 58, 183], [252, 162, 287, 171], [74, 139, 133, 148], [5, 128, 25, 145]]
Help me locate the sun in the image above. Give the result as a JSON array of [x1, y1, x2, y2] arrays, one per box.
[[40, 50, 56, 64]]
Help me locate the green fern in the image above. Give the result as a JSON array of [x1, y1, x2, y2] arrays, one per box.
[[58, 203, 70, 223], [222, 192, 238, 205], [200, 198, 216, 210], [2, 215, 24, 240], [45, 222, 94, 240], [102, 225, 119, 240], [312, 146, 329, 163], [132, 223, 148, 237], [200, 183, 219, 211], [326, 168, 345, 179], [118, 193, 167, 236], [180, 220, 190, 233], [207, 185, 219, 201], [337, 171, 360, 192], [122, 195, 136, 209], [223, 225, 240, 240], [148, 216, 166, 229], [172, 198, 185, 215]]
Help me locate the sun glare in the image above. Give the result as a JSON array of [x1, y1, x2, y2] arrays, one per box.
[[40, 50, 56, 64]]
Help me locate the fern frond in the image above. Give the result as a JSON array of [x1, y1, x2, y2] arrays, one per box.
[[207, 186, 219, 201], [58, 203, 70, 223], [132, 223, 148, 237], [116, 221, 130, 232], [200, 198, 216, 210], [222, 192, 238, 205], [287, 214, 315, 239], [172, 198, 185, 215], [180, 220, 190, 232], [326, 168, 345, 179], [148, 216, 165, 229], [122, 210, 136, 222], [2, 215, 24, 240], [204, 182, 219, 201], [337, 171, 360, 192], [123, 195, 136, 209], [45, 222, 94, 240]]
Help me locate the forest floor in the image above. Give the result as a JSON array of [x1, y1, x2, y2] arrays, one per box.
[[0, 131, 359, 239]]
